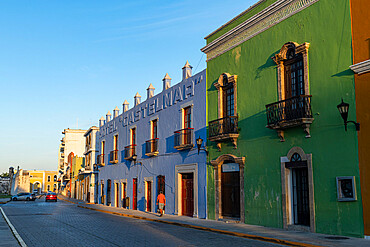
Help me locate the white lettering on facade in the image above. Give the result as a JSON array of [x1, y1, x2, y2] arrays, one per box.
[[120, 77, 200, 127]]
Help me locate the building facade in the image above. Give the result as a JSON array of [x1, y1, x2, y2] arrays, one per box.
[[80, 126, 99, 203], [29, 170, 58, 193], [10, 168, 57, 194], [349, 0, 370, 238], [96, 63, 207, 218], [58, 128, 86, 192], [71, 156, 84, 199], [202, 0, 363, 237]]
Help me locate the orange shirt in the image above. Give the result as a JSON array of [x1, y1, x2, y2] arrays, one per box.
[[157, 193, 166, 204]]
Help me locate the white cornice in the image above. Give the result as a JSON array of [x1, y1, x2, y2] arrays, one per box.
[[201, 0, 320, 61], [350, 59, 370, 74], [204, 0, 267, 40]]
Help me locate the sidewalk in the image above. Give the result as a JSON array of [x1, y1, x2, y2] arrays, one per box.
[[0, 205, 22, 247], [58, 195, 369, 247]]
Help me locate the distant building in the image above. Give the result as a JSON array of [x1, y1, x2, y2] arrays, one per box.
[[0, 177, 10, 194], [29, 170, 58, 193], [58, 128, 86, 192], [80, 126, 99, 203], [70, 156, 84, 199], [9, 168, 57, 195]]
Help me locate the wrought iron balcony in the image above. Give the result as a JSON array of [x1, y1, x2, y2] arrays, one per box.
[[109, 150, 119, 164], [145, 138, 159, 156], [208, 116, 239, 147], [124, 145, 136, 160], [97, 154, 105, 167], [265, 95, 314, 140], [174, 128, 194, 150]]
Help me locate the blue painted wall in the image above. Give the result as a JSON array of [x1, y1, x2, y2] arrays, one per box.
[[96, 69, 207, 218]]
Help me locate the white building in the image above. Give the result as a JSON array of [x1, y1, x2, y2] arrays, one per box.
[[58, 128, 86, 193]]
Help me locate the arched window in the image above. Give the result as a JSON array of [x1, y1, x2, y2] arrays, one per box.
[[290, 153, 302, 162], [47, 176, 51, 182], [54, 175, 57, 182]]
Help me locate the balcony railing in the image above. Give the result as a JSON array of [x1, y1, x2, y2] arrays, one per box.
[[124, 145, 136, 160], [265, 95, 313, 129], [109, 150, 119, 164], [208, 116, 239, 148], [145, 138, 159, 156], [97, 154, 105, 167], [174, 128, 194, 150]]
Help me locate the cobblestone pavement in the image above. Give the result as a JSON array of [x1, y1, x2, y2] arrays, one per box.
[[1, 199, 284, 247]]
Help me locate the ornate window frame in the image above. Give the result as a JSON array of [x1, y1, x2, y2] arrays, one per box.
[[272, 42, 310, 101], [211, 74, 239, 149], [214, 73, 238, 119]]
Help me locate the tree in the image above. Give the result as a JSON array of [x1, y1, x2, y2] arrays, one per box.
[[0, 172, 9, 177]]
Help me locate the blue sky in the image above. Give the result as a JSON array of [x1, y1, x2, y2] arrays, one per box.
[[0, 0, 258, 173]]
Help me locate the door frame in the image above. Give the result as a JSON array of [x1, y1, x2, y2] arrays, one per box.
[[144, 177, 154, 212], [281, 146, 315, 232], [133, 178, 138, 210], [210, 154, 245, 222], [175, 163, 198, 217]]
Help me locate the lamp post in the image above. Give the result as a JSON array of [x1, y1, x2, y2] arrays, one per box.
[[337, 99, 360, 131], [196, 136, 208, 155], [131, 154, 142, 166]]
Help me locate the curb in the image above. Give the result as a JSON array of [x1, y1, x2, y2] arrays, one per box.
[[0, 207, 27, 247], [60, 199, 321, 247]]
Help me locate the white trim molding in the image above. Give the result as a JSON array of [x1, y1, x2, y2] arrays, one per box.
[[350, 59, 370, 74], [201, 0, 320, 61]]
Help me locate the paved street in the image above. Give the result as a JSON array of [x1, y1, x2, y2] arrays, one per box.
[[1, 199, 283, 247]]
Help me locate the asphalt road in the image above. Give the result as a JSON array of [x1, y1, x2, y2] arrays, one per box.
[[1, 199, 284, 247]]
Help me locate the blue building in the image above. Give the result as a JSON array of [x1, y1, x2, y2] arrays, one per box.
[[96, 62, 207, 218]]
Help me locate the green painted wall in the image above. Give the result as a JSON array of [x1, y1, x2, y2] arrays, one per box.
[[206, 0, 363, 237], [207, 0, 278, 43]]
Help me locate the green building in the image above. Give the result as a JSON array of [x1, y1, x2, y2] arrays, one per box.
[[201, 0, 363, 237]]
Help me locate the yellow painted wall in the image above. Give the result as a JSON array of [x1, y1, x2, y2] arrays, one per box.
[[71, 156, 84, 198], [28, 170, 58, 192]]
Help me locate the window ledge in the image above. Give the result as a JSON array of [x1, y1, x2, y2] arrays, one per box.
[[266, 118, 314, 130], [209, 133, 239, 142], [350, 59, 370, 74], [110, 160, 118, 164], [174, 144, 194, 151], [146, 151, 159, 157]]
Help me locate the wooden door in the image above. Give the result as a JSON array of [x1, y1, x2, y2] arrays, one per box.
[[181, 173, 194, 217], [122, 183, 126, 208], [107, 180, 111, 206], [146, 181, 152, 212], [133, 178, 137, 210], [221, 171, 240, 218], [115, 183, 119, 207]]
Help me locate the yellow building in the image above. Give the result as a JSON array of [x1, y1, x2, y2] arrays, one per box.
[[29, 170, 58, 193], [71, 156, 84, 199]]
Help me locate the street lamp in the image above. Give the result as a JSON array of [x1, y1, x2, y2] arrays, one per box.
[[132, 154, 137, 161], [196, 136, 208, 155], [337, 99, 360, 131]]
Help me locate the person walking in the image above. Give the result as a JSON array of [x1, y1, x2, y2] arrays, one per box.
[[156, 191, 166, 216]]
